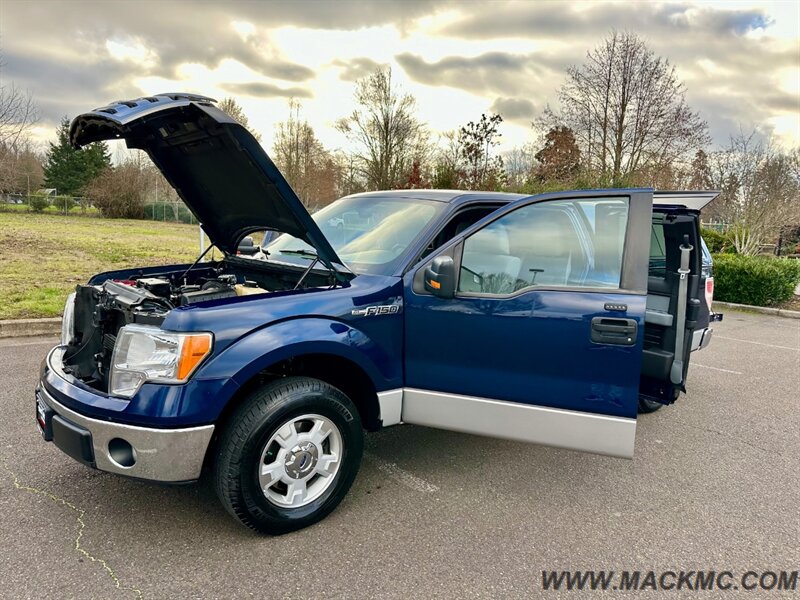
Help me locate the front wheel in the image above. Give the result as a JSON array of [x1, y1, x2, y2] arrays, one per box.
[[637, 397, 664, 414], [214, 376, 363, 535]]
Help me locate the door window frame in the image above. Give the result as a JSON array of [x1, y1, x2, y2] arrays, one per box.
[[411, 189, 652, 298], [403, 201, 506, 276]]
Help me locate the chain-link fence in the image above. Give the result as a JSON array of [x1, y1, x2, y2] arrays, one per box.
[[143, 202, 198, 224], [0, 193, 93, 215], [1, 195, 199, 224], [700, 220, 732, 233]]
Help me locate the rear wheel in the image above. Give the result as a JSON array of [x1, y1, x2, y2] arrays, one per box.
[[214, 376, 363, 534]]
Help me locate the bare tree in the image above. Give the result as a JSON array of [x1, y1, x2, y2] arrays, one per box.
[[336, 67, 425, 190], [273, 100, 338, 207], [0, 55, 40, 194], [0, 87, 38, 150], [83, 150, 182, 218], [542, 31, 709, 186], [84, 153, 150, 218], [218, 97, 262, 142], [406, 128, 435, 188], [431, 130, 463, 189], [0, 142, 43, 195], [503, 144, 537, 192], [333, 151, 366, 198], [708, 130, 800, 254], [458, 113, 505, 190]]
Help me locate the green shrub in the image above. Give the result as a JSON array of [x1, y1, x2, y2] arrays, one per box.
[[28, 194, 49, 212], [713, 254, 800, 306], [701, 228, 735, 254]]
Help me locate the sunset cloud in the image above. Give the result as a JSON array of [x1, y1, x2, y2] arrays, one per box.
[[1, 0, 797, 152]]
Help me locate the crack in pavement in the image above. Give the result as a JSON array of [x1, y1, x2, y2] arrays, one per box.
[[673, 420, 782, 458], [1, 462, 143, 600]]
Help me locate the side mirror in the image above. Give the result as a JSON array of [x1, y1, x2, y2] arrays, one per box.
[[424, 255, 456, 299], [237, 236, 258, 256]]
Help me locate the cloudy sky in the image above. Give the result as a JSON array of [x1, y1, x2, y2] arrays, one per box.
[[1, 0, 798, 156]]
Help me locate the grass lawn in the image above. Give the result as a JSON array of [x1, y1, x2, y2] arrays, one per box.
[[1, 204, 100, 216], [0, 211, 204, 319]]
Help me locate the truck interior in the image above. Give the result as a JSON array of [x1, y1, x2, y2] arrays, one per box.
[[641, 207, 708, 404]]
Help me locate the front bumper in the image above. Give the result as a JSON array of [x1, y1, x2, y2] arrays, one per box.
[[37, 351, 214, 483]]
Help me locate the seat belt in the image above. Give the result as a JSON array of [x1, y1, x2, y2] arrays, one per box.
[[670, 235, 693, 385]]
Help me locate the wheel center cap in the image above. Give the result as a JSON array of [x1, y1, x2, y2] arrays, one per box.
[[284, 442, 319, 479]]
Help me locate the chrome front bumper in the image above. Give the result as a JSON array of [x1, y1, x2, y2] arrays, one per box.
[[37, 385, 214, 483]]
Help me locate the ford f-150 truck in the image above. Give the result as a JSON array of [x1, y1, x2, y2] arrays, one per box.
[[36, 94, 720, 534]]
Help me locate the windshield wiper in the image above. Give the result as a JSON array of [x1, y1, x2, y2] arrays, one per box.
[[279, 248, 351, 286], [279, 248, 336, 289], [279, 248, 318, 259]]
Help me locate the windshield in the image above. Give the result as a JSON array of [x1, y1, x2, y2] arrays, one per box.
[[263, 196, 442, 275]]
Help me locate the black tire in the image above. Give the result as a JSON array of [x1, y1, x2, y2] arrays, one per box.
[[637, 397, 664, 414], [214, 376, 363, 535]]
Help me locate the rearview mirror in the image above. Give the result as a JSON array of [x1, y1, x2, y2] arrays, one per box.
[[424, 256, 455, 299]]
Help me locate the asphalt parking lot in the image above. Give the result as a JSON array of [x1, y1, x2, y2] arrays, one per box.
[[1, 310, 798, 599]]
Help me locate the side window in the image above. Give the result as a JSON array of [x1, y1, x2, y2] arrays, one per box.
[[649, 217, 667, 278], [418, 206, 501, 262], [458, 197, 629, 295]]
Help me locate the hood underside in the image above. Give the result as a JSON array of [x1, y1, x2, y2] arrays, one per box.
[[69, 93, 343, 270]]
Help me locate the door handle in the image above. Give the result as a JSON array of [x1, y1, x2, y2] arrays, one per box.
[[591, 317, 637, 346]]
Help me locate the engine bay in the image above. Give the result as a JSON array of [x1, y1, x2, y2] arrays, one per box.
[[62, 256, 338, 391], [103, 272, 269, 314]]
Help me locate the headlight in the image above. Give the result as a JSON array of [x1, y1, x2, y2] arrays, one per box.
[[61, 292, 76, 345], [109, 325, 213, 398]]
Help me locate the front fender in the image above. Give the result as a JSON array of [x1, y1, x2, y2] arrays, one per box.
[[184, 317, 401, 422]]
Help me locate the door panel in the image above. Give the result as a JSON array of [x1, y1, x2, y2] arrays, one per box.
[[402, 190, 653, 454], [404, 290, 646, 419]]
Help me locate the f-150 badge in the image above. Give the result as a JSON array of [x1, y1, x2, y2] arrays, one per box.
[[351, 304, 401, 317]]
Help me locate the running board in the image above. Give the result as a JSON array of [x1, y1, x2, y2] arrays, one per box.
[[379, 388, 636, 459]]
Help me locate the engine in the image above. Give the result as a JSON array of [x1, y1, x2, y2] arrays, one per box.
[[62, 272, 267, 389], [134, 274, 241, 307]]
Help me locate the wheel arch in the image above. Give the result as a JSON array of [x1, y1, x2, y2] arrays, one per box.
[[215, 351, 383, 436], [202, 350, 381, 475], [195, 318, 397, 471]]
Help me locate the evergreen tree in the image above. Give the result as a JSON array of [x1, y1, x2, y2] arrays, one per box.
[[688, 149, 713, 190], [534, 126, 581, 183], [43, 116, 111, 195]]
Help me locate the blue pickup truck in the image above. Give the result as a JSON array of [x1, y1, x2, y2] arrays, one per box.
[[36, 94, 719, 534]]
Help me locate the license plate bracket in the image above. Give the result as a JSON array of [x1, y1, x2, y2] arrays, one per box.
[[36, 392, 54, 441]]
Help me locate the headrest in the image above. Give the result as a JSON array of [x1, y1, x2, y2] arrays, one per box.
[[523, 212, 572, 258], [466, 223, 510, 255]]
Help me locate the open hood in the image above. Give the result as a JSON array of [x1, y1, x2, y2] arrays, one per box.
[[69, 93, 345, 273]]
